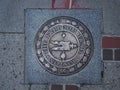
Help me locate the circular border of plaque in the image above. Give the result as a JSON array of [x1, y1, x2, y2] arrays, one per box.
[[35, 16, 94, 76]]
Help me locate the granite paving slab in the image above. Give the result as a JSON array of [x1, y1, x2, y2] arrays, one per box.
[[0, 34, 29, 90], [0, 0, 52, 33], [25, 9, 103, 84]]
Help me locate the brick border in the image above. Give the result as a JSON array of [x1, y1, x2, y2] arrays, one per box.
[[102, 36, 120, 61], [50, 85, 79, 90], [66, 85, 78, 90], [52, 0, 90, 9], [102, 37, 120, 48], [51, 85, 63, 90]]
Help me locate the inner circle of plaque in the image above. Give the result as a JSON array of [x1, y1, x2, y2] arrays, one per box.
[[35, 16, 94, 76], [48, 30, 79, 61]]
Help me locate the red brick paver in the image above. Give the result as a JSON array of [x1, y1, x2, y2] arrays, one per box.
[[51, 85, 63, 90], [102, 37, 120, 48], [115, 49, 120, 60], [103, 49, 113, 60], [66, 85, 78, 90]]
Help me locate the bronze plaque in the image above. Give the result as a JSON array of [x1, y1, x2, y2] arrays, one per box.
[[35, 16, 94, 76]]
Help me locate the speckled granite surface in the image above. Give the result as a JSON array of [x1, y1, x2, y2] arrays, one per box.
[[25, 9, 103, 84]]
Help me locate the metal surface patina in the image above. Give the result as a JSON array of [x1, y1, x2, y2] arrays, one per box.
[[35, 16, 94, 76]]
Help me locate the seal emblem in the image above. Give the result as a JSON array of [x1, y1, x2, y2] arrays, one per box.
[[35, 16, 94, 76]]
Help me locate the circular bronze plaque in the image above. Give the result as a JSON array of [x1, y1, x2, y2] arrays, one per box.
[[35, 16, 94, 76]]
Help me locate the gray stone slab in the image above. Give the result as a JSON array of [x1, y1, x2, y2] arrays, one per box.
[[104, 62, 120, 83], [31, 85, 49, 90], [103, 62, 120, 90], [81, 84, 120, 90], [76, 0, 120, 35], [0, 0, 52, 33], [81, 85, 103, 90], [0, 34, 29, 90], [25, 9, 103, 84], [81, 62, 120, 90], [103, 1, 120, 35]]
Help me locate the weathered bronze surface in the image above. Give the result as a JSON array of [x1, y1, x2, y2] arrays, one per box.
[[35, 16, 94, 75]]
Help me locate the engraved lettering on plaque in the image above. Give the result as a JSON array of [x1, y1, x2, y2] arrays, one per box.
[[35, 16, 94, 76]]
